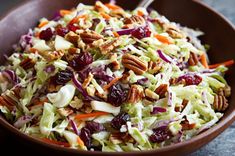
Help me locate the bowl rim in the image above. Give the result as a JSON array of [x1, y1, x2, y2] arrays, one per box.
[[0, 0, 235, 155]]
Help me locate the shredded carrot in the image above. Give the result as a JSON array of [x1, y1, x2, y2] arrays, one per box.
[[209, 59, 234, 69], [77, 136, 85, 147], [103, 77, 122, 90], [70, 14, 88, 24], [154, 34, 173, 44], [100, 12, 111, 20], [29, 48, 37, 53], [75, 112, 109, 120], [41, 138, 70, 147], [200, 53, 209, 69], [38, 21, 49, 28], [137, 10, 144, 17], [113, 31, 120, 37], [105, 3, 123, 10], [60, 9, 72, 16]]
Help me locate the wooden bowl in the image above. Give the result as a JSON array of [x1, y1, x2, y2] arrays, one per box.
[[0, 0, 234, 155]]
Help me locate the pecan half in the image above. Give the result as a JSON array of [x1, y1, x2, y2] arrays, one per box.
[[127, 85, 144, 104], [124, 15, 145, 28], [188, 52, 199, 66], [213, 94, 228, 112], [155, 84, 168, 98], [99, 39, 121, 54], [20, 58, 36, 70], [0, 90, 19, 111], [145, 88, 159, 101], [148, 60, 162, 74], [65, 32, 80, 47], [122, 54, 147, 75], [80, 30, 103, 44]]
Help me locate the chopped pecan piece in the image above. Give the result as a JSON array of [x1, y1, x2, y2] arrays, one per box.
[[166, 27, 185, 39], [148, 60, 162, 74], [109, 53, 120, 70], [39, 50, 64, 61], [99, 39, 121, 54], [122, 54, 148, 75], [57, 107, 74, 117], [124, 15, 146, 27], [175, 99, 188, 112], [213, 94, 228, 112], [169, 77, 178, 86], [82, 73, 94, 88], [181, 117, 196, 130], [80, 30, 103, 44], [20, 58, 36, 70], [94, 1, 110, 13], [145, 89, 159, 101], [188, 52, 199, 66], [155, 84, 168, 98], [127, 85, 144, 103], [109, 132, 135, 144]]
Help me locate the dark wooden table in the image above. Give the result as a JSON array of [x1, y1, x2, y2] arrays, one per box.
[[0, 0, 234, 155]]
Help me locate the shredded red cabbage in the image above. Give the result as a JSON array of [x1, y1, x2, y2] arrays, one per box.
[[70, 119, 80, 135], [151, 107, 167, 115], [14, 115, 33, 128], [117, 28, 135, 36], [157, 50, 172, 63], [2, 70, 19, 84]]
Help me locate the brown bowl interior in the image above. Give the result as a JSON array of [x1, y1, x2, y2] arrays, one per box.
[[0, 0, 234, 156]]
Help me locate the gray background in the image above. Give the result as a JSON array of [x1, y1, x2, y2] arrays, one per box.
[[0, 0, 234, 156]]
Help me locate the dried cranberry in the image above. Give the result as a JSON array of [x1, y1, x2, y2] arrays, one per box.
[[111, 112, 130, 129], [149, 126, 172, 143], [39, 28, 54, 41], [80, 127, 92, 148], [67, 23, 79, 32], [131, 26, 151, 39], [86, 121, 105, 133], [178, 74, 202, 86], [56, 25, 69, 37], [69, 52, 93, 71], [52, 69, 73, 85], [107, 84, 128, 107]]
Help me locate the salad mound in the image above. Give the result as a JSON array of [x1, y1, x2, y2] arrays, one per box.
[[0, 1, 234, 151]]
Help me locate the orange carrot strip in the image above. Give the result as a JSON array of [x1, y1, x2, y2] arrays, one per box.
[[103, 77, 121, 90], [70, 14, 88, 24], [41, 138, 70, 147], [113, 31, 120, 37], [200, 53, 209, 69], [29, 48, 37, 53], [209, 59, 234, 69], [38, 21, 49, 28], [105, 3, 123, 10], [60, 9, 72, 16], [154, 34, 173, 44], [75, 112, 109, 120], [100, 12, 111, 20], [137, 10, 144, 16], [77, 136, 85, 147]]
